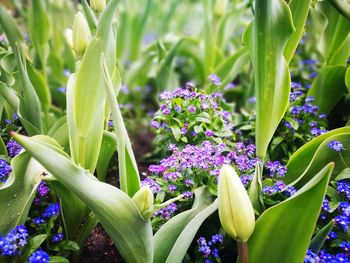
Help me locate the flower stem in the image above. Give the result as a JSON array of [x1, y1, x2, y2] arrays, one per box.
[[237, 241, 249, 263]]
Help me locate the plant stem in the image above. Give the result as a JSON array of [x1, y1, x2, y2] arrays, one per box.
[[237, 241, 249, 263]]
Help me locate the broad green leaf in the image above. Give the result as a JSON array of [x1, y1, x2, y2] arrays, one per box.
[[346, 66, 350, 93], [101, 55, 140, 196], [154, 187, 217, 263], [328, 0, 350, 19], [49, 256, 70, 263], [0, 5, 24, 51], [0, 81, 20, 111], [0, 152, 45, 235], [96, 131, 116, 182], [213, 47, 250, 89], [284, 0, 312, 64], [15, 46, 43, 135], [318, 1, 350, 64], [309, 219, 334, 254], [23, 234, 48, 259], [248, 163, 333, 263], [243, 0, 295, 160], [284, 127, 350, 185], [335, 168, 350, 180], [73, 0, 119, 138], [248, 163, 264, 214], [156, 39, 184, 93], [307, 65, 347, 114], [13, 134, 153, 263], [48, 116, 69, 152], [28, 0, 49, 67], [0, 136, 7, 156], [81, 0, 97, 32]]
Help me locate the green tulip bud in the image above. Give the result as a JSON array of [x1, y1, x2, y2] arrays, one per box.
[[90, 0, 106, 13], [72, 12, 91, 57], [214, 0, 228, 17], [132, 187, 154, 218], [218, 164, 255, 242]]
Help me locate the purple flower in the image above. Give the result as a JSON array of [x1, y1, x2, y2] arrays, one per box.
[[162, 108, 171, 115], [208, 74, 222, 86], [6, 140, 23, 157], [28, 249, 50, 263], [42, 203, 60, 218], [182, 191, 193, 199], [153, 203, 177, 220], [204, 130, 215, 137], [0, 159, 12, 183], [187, 105, 196, 113], [168, 185, 176, 193], [37, 181, 50, 197], [52, 233, 63, 243], [327, 140, 344, 153], [141, 178, 161, 194], [150, 120, 160, 129], [184, 179, 194, 187], [0, 225, 28, 256]]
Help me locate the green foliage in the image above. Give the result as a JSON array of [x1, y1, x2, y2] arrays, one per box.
[[248, 163, 333, 263], [244, 0, 295, 160]]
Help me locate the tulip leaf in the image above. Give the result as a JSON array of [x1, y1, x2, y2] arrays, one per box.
[[335, 168, 350, 181], [346, 66, 350, 93], [81, 0, 97, 32], [96, 131, 116, 182], [154, 187, 217, 263], [13, 134, 153, 263], [309, 219, 334, 254], [248, 163, 333, 263], [101, 54, 140, 196], [0, 5, 24, 51], [243, 0, 295, 160], [283, 127, 350, 185], [70, 0, 119, 172], [328, 0, 350, 19], [0, 152, 45, 235], [307, 65, 347, 114], [0, 136, 7, 156], [284, 0, 312, 64]]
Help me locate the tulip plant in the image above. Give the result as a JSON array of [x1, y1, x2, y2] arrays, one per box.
[[0, 0, 349, 262]]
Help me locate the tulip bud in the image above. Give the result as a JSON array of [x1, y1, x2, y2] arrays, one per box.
[[218, 164, 255, 242], [132, 187, 154, 218], [90, 0, 106, 13], [64, 28, 73, 48], [214, 0, 228, 17], [72, 12, 91, 57]]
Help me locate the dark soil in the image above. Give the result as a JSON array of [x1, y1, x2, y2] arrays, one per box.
[[80, 225, 125, 263], [79, 129, 154, 262]]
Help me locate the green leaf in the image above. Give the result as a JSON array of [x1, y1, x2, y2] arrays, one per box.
[[243, 0, 295, 160], [96, 131, 116, 181], [284, 0, 312, 64], [307, 66, 347, 114], [15, 46, 43, 135], [60, 240, 80, 252], [284, 127, 350, 186], [335, 168, 350, 180], [346, 66, 350, 93], [49, 256, 70, 263], [156, 39, 184, 93], [0, 136, 7, 156], [154, 187, 217, 263], [81, 0, 97, 32], [23, 234, 48, 259], [0, 5, 24, 51], [13, 134, 153, 263], [169, 125, 181, 141], [101, 55, 141, 197], [248, 163, 333, 263], [309, 219, 334, 254], [318, 1, 350, 64], [0, 152, 44, 235], [249, 163, 264, 214]]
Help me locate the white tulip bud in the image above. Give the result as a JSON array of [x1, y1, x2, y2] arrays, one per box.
[[132, 187, 154, 218], [72, 12, 91, 57], [214, 0, 228, 17], [90, 0, 106, 13], [218, 164, 255, 242]]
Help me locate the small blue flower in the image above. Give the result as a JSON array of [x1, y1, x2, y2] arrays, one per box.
[[42, 203, 60, 218], [327, 140, 345, 153], [28, 249, 50, 263], [6, 140, 22, 158], [52, 233, 63, 243], [208, 74, 221, 86]]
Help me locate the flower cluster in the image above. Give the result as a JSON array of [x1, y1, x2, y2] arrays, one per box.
[[327, 140, 345, 153], [0, 225, 28, 256], [34, 181, 50, 205], [33, 203, 60, 225], [196, 234, 223, 262], [0, 159, 12, 183], [153, 203, 177, 220], [28, 249, 50, 263], [151, 86, 234, 149], [6, 140, 23, 158]]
